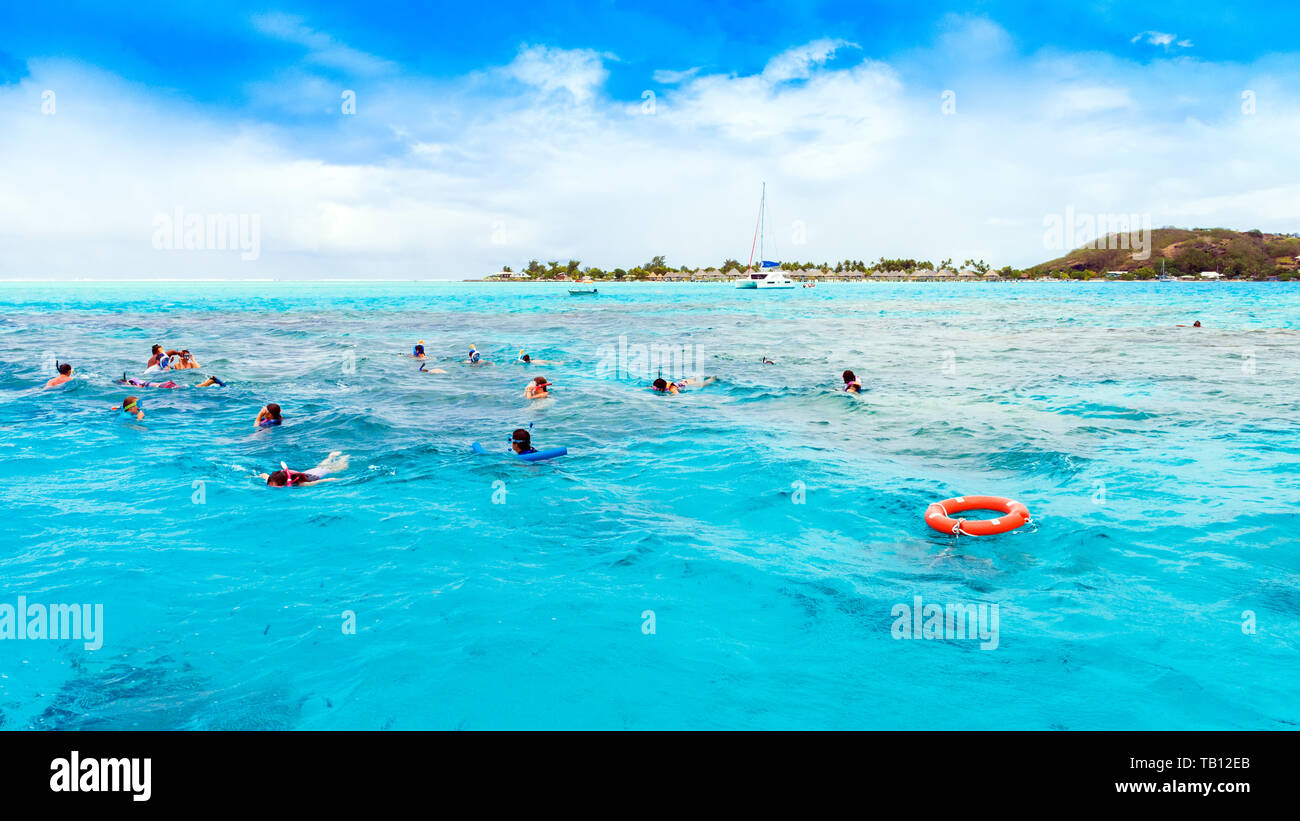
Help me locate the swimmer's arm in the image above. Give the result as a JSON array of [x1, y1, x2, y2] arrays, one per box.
[[257, 473, 270, 481], [253, 407, 269, 428]]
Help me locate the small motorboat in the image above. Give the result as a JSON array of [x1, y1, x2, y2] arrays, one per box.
[[568, 288, 598, 296]]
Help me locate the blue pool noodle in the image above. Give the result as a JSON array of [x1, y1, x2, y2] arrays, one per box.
[[471, 442, 567, 461]]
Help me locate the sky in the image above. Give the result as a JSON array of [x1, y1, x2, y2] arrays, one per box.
[[2, 0, 1299, 278]]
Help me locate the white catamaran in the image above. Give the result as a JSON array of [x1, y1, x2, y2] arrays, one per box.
[[734, 183, 795, 289]]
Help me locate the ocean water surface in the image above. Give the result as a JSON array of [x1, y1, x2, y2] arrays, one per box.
[[1, 280, 1296, 729]]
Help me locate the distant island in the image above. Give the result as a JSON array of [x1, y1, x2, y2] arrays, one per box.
[[470, 228, 1300, 282]]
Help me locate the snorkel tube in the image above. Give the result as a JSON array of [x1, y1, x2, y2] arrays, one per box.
[[470, 421, 568, 461]]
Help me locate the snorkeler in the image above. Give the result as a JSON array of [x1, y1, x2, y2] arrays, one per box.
[[761, 356, 776, 365], [509, 428, 539, 456], [259, 452, 349, 486], [413, 340, 426, 359], [254, 403, 283, 428], [112, 396, 145, 420], [196, 375, 225, 387], [842, 370, 862, 393], [524, 376, 552, 399], [169, 350, 200, 369], [516, 349, 561, 366], [418, 362, 447, 374], [44, 362, 74, 389], [147, 345, 173, 371], [466, 345, 491, 365], [650, 375, 716, 395], [118, 373, 179, 389]]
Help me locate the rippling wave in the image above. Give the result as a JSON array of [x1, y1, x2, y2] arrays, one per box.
[[1, 281, 1297, 729]]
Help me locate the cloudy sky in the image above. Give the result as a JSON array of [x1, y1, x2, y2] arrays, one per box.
[[2, 0, 1298, 278]]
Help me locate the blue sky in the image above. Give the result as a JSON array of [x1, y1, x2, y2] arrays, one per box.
[[2, 1, 1299, 277]]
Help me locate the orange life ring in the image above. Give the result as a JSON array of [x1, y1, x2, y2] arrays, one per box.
[[925, 495, 1030, 536]]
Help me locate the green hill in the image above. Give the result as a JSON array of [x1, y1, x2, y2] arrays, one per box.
[[1030, 227, 1300, 279]]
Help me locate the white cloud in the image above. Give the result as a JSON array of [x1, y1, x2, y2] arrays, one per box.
[[937, 14, 1013, 56], [2, 20, 1299, 279], [252, 13, 398, 75], [652, 67, 701, 84], [762, 38, 858, 83], [1131, 31, 1192, 50], [1050, 85, 1137, 117], [502, 44, 611, 102]]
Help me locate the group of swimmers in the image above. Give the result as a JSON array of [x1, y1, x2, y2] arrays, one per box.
[[42, 338, 849, 487], [147, 344, 202, 371]]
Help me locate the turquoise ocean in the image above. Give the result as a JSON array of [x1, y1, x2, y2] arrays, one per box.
[[0, 280, 1296, 729]]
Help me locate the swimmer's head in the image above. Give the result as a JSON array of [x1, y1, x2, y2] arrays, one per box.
[[521, 354, 531, 363], [265, 403, 282, 420], [652, 378, 669, 392], [842, 370, 857, 384], [533, 376, 549, 387], [151, 344, 162, 354], [122, 396, 139, 412], [266, 469, 290, 487], [510, 427, 531, 453], [1193, 320, 1201, 327], [57, 363, 72, 376]]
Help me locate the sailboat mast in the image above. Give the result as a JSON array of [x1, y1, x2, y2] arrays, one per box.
[[759, 182, 766, 263]]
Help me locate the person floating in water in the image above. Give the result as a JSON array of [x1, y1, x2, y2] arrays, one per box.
[[509, 428, 538, 456], [119, 373, 179, 389], [418, 362, 447, 374], [170, 350, 200, 369], [651, 375, 716, 394], [255, 403, 283, 428], [517, 349, 561, 366], [525, 376, 552, 399], [118, 373, 222, 388], [112, 396, 145, 420], [842, 370, 862, 393], [147, 345, 174, 371], [44, 362, 74, 389], [260, 452, 349, 486], [413, 340, 426, 359], [466, 344, 490, 365], [761, 356, 776, 365]]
